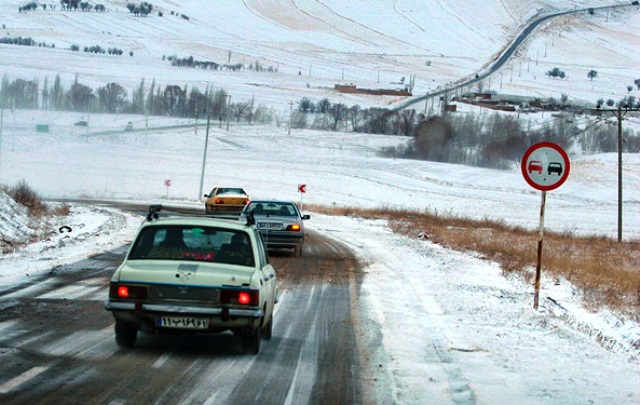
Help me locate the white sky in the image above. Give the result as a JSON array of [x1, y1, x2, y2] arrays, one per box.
[[1, 1, 639, 404]]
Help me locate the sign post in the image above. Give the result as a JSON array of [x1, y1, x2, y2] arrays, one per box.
[[298, 184, 306, 211], [521, 142, 570, 310]]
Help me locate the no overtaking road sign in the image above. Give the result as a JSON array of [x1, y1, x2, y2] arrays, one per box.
[[520, 142, 570, 310], [521, 142, 570, 191]]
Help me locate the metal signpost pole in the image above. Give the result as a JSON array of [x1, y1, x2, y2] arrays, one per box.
[[533, 190, 546, 310]]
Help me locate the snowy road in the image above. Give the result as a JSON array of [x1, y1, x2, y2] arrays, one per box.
[[0, 230, 363, 404]]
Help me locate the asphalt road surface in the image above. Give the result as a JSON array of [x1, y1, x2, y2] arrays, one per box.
[[0, 228, 366, 405]]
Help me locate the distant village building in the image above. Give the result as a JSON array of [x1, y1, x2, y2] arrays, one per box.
[[334, 84, 412, 97]]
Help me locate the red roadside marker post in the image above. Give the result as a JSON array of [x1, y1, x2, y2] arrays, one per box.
[[298, 184, 306, 211], [521, 142, 570, 310]]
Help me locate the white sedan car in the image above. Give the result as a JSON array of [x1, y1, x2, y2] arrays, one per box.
[[105, 205, 277, 354]]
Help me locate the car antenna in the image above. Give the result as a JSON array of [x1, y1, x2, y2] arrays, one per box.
[[147, 204, 163, 221]]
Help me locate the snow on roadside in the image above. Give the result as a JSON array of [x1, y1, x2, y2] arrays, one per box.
[[0, 192, 142, 284], [0, 191, 35, 246], [315, 213, 640, 405]]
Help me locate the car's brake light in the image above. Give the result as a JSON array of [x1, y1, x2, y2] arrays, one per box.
[[220, 289, 259, 306], [238, 292, 251, 305], [118, 286, 129, 298], [285, 224, 301, 231], [215, 199, 223, 204], [109, 283, 148, 299]]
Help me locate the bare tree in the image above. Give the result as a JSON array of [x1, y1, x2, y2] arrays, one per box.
[[316, 98, 331, 113], [6, 78, 39, 109], [97, 82, 127, 113], [348, 105, 364, 132], [234, 101, 252, 122], [327, 102, 348, 130], [396, 109, 417, 135], [187, 87, 208, 117], [67, 82, 94, 111], [363, 108, 394, 134], [162, 85, 186, 116]]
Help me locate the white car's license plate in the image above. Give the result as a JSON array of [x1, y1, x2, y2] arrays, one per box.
[[258, 222, 282, 230], [157, 316, 209, 329]]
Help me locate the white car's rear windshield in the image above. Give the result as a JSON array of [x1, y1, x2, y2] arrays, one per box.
[[128, 226, 254, 266]]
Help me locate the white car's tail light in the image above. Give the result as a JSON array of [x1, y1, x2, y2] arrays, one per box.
[[220, 289, 259, 306], [110, 283, 148, 300]]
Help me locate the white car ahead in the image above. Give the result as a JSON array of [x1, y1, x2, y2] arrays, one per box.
[[105, 205, 277, 354]]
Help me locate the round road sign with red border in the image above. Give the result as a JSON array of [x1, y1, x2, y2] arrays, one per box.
[[521, 142, 570, 191]]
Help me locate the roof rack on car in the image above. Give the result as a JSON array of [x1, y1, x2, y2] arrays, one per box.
[[146, 203, 261, 226], [147, 204, 163, 221], [245, 209, 255, 226]]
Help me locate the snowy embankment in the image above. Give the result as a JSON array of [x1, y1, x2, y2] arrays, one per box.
[[0, 199, 141, 284]]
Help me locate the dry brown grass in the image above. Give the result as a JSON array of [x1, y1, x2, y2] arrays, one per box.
[[307, 203, 640, 319], [7, 180, 49, 216], [4, 180, 71, 218]]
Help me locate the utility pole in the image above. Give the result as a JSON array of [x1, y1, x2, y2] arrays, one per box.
[[594, 104, 640, 242], [226, 94, 231, 131], [145, 109, 149, 145], [198, 110, 211, 201], [288, 101, 294, 135], [195, 111, 198, 137], [12, 104, 16, 152]]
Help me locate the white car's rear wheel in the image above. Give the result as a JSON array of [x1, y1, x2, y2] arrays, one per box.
[[242, 319, 262, 355], [261, 315, 273, 340], [115, 322, 137, 348]]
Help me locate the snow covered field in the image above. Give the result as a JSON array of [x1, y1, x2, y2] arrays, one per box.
[[1, 1, 639, 404]]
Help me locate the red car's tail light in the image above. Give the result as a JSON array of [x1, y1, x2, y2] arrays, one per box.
[[109, 283, 148, 299], [220, 289, 259, 306], [285, 224, 301, 231]]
